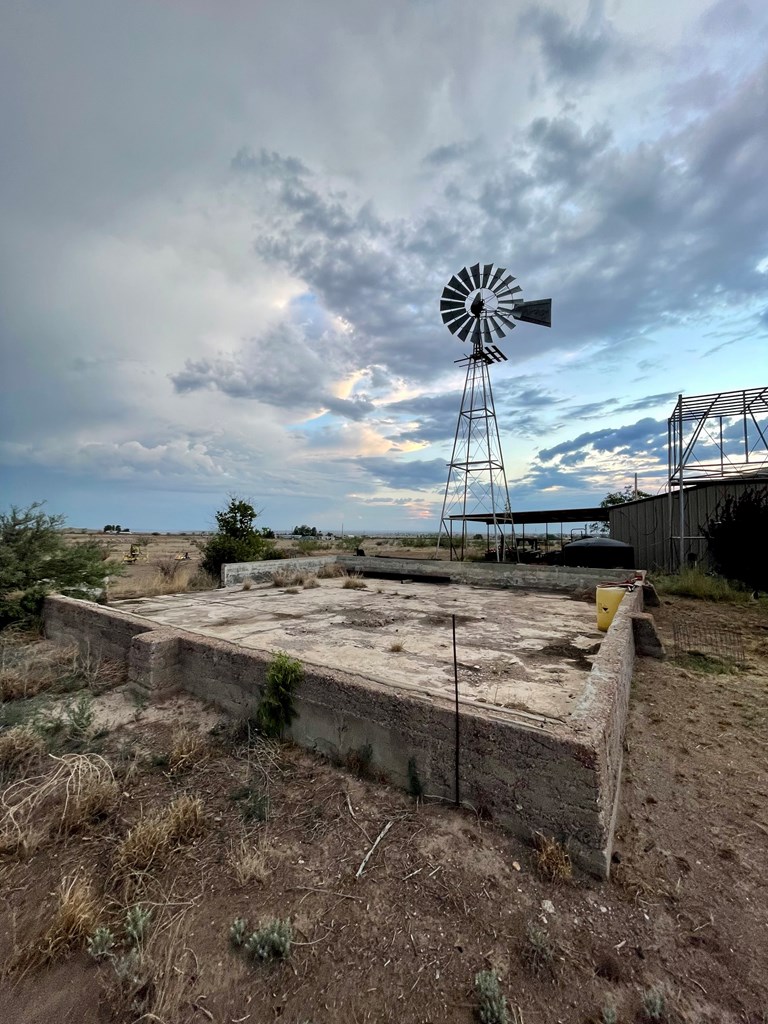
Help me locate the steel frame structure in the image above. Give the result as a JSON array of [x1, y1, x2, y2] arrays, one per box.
[[437, 344, 516, 562], [667, 387, 768, 569]]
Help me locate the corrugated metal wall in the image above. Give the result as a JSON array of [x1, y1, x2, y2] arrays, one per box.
[[609, 480, 768, 571]]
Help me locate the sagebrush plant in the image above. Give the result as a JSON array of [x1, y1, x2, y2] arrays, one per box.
[[229, 917, 248, 948], [125, 904, 153, 946], [244, 919, 293, 961], [474, 969, 509, 1024], [642, 986, 666, 1021], [522, 922, 556, 977], [601, 1003, 618, 1024], [256, 650, 303, 738], [87, 925, 115, 960]]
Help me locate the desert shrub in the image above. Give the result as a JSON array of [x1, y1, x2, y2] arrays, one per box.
[[474, 969, 509, 1024], [522, 922, 557, 977], [256, 651, 302, 738], [244, 919, 293, 961], [533, 832, 572, 882], [229, 917, 248, 948], [197, 497, 275, 579], [125, 904, 153, 946], [702, 487, 768, 592], [342, 574, 367, 589], [0, 502, 123, 628], [87, 925, 115, 960], [641, 986, 667, 1021]]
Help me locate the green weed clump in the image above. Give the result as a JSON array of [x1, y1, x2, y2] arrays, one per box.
[[641, 986, 667, 1021], [87, 925, 115, 960], [125, 904, 152, 946], [257, 650, 302, 738], [474, 969, 509, 1024], [653, 568, 751, 603], [244, 919, 293, 961]]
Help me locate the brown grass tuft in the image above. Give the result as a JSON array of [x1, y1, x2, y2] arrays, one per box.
[[0, 725, 46, 774], [116, 795, 205, 878], [11, 874, 100, 972], [317, 562, 345, 578], [228, 834, 269, 885], [272, 569, 306, 588], [388, 641, 404, 653], [533, 832, 572, 883], [62, 776, 120, 832], [168, 728, 208, 775], [342, 574, 367, 590], [303, 575, 320, 589]]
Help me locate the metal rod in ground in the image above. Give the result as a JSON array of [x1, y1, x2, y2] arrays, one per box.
[[452, 614, 460, 807]]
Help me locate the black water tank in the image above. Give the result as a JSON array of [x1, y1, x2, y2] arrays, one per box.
[[562, 536, 635, 569]]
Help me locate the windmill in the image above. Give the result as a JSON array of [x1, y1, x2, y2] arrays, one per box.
[[437, 263, 552, 561]]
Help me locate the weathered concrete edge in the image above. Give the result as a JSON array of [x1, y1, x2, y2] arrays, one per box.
[[224, 553, 642, 594], [42, 592, 634, 877]]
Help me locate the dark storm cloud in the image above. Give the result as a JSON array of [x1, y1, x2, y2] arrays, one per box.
[[229, 56, 768, 394], [354, 456, 447, 490], [539, 417, 667, 462], [423, 142, 473, 167], [520, 0, 632, 82]]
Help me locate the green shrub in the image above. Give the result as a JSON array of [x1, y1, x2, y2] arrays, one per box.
[[256, 651, 302, 738], [474, 969, 509, 1024], [0, 503, 123, 628], [87, 926, 115, 960], [244, 919, 293, 961]]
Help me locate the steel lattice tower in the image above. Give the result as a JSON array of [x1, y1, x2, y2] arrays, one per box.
[[436, 263, 552, 561]]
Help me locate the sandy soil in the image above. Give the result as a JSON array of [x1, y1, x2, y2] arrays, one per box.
[[1, 596, 766, 1023]]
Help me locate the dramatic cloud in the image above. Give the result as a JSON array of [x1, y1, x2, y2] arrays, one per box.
[[2, 0, 767, 529]]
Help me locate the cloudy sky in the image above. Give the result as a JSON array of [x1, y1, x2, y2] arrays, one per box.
[[2, 0, 767, 533]]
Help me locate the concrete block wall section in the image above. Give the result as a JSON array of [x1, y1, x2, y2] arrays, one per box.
[[222, 555, 338, 587], [221, 554, 641, 591], [42, 586, 644, 877]]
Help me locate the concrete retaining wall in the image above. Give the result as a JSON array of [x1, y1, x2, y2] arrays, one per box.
[[223, 553, 640, 593], [42, 585, 642, 877], [222, 555, 337, 587]]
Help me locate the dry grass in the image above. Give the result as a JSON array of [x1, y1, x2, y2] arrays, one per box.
[[0, 753, 118, 853], [533, 832, 573, 883], [317, 562, 346, 578], [115, 795, 205, 879], [0, 638, 79, 701], [342, 574, 367, 590], [168, 728, 208, 775], [228, 834, 269, 885], [9, 873, 100, 973], [272, 569, 308, 588], [303, 575, 320, 589], [241, 580, 252, 591], [0, 725, 46, 774], [389, 641, 404, 653]]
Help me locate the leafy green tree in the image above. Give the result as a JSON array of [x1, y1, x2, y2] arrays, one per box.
[[292, 524, 318, 537], [199, 496, 274, 580], [589, 485, 653, 535], [702, 488, 768, 592], [0, 503, 124, 628]]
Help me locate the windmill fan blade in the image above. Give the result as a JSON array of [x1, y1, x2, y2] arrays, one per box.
[[469, 263, 482, 288], [512, 299, 552, 327], [442, 285, 468, 304], [440, 299, 467, 312], [495, 274, 516, 293], [457, 267, 473, 292], [487, 316, 506, 339], [488, 266, 506, 291], [442, 311, 466, 327], [447, 274, 470, 296], [495, 311, 517, 330], [497, 284, 522, 301], [481, 264, 493, 288], [457, 318, 474, 342]]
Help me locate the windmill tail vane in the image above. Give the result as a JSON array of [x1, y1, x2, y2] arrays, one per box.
[[436, 262, 552, 562]]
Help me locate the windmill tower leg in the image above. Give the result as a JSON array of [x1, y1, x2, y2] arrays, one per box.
[[437, 353, 518, 562]]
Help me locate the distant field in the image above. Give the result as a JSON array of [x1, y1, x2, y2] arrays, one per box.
[[61, 531, 461, 599]]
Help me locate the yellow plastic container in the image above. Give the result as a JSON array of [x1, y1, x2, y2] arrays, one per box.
[[596, 586, 625, 632]]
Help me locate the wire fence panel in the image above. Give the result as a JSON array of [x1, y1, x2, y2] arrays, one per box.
[[672, 620, 745, 664]]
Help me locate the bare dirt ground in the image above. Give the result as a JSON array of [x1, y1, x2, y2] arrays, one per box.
[[1, 595, 766, 1023]]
